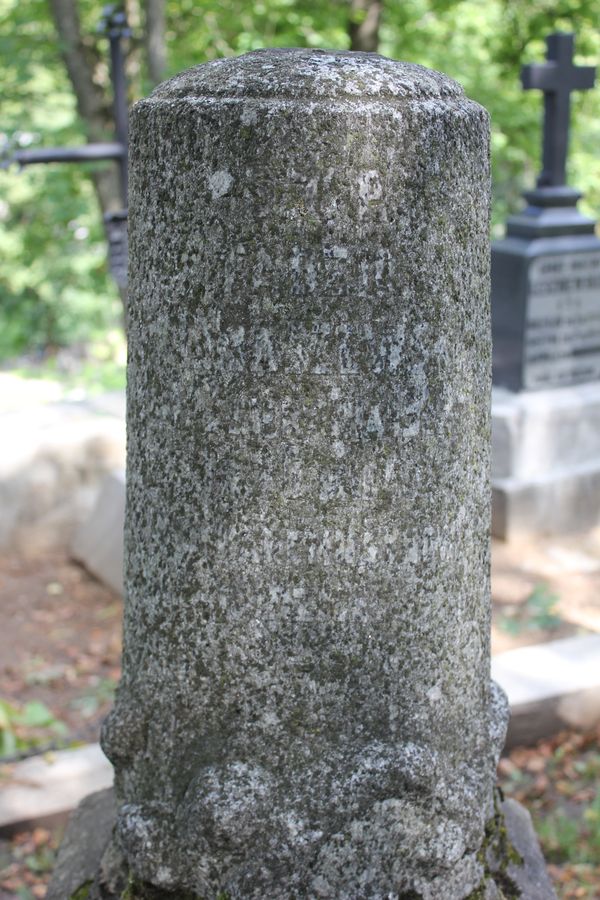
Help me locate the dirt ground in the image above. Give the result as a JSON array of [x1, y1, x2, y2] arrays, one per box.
[[0, 538, 599, 898], [0, 553, 122, 749], [491, 531, 600, 654]]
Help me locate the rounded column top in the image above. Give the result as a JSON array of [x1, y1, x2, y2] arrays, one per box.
[[145, 48, 465, 106]]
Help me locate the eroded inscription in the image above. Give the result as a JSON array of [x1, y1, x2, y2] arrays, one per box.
[[524, 251, 600, 389]]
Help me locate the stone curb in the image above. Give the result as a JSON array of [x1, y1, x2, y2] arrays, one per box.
[[71, 469, 125, 596], [0, 743, 113, 836], [492, 633, 600, 748], [491, 383, 600, 538], [0, 388, 126, 555]]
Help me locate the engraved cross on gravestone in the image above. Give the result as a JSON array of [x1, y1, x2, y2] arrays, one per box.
[[521, 32, 595, 188]]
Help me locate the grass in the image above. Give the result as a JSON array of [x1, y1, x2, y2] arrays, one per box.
[[0, 698, 68, 760], [498, 582, 563, 636], [1, 328, 126, 397], [499, 725, 600, 897]]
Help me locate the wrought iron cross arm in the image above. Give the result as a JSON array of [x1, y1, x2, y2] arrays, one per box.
[[5, 143, 125, 170]]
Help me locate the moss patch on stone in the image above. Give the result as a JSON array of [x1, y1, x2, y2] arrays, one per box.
[[119, 873, 200, 900], [467, 790, 524, 899], [70, 882, 93, 900]]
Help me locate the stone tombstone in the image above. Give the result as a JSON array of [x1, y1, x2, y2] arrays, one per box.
[[492, 33, 599, 392], [101, 49, 509, 898]]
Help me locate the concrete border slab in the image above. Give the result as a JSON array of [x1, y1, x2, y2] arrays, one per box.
[[72, 469, 125, 595], [492, 383, 600, 538], [492, 633, 600, 748], [0, 743, 113, 836]]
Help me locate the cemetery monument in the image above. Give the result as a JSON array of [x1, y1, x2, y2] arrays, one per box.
[[491, 32, 600, 537], [48, 49, 556, 899]]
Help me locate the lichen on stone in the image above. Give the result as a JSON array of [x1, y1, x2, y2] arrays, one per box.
[[467, 791, 524, 899]]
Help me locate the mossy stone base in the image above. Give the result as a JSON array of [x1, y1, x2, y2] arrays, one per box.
[[47, 789, 556, 900]]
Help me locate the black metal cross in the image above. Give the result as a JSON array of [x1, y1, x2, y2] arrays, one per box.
[[521, 32, 595, 189], [2, 6, 130, 288]]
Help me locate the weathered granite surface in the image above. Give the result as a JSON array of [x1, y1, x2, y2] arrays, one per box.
[[101, 48, 508, 897], [495, 799, 558, 899], [47, 790, 557, 899], [45, 788, 116, 900]]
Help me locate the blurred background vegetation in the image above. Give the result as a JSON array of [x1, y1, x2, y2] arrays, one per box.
[[1, 0, 599, 363]]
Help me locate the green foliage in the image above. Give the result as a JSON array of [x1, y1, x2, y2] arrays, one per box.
[[381, 0, 600, 228], [0, 166, 122, 356], [70, 882, 93, 900], [524, 583, 564, 629], [22, 844, 56, 876], [498, 583, 563, 635], [0, 697, 68, 759], [538, 791, 600, 865], [1, 0, 600, 356], [11, 329, 127, 395], [70, 677, 118, 719], [0, 0, 121, 358]]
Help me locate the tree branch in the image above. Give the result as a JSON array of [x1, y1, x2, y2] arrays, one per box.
[[145, 0, 167, 84], [349, 0, 382, 53], [48, 0, 111, 139], [48, 0, 127, 309]]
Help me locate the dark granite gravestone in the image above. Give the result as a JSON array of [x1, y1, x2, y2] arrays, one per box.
[[491, 33, 600, 538], [492, 33, 599, 393]]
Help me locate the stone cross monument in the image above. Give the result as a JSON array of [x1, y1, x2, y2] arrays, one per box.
[[491, 32, 600, 538], [47, 49, 556, 900]]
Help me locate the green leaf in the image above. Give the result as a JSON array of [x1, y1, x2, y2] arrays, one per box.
[[0, 727, 18, 758], [498, 615, 524, 636], [0, 698, 19, 728], [17, 700, 57, 728]]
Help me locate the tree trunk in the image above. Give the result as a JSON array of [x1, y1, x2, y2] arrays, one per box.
[[48, 0, 124, 215], [145, 0, 167, 84], [349, 0, 382, 53], [48, 0, 146, 316]]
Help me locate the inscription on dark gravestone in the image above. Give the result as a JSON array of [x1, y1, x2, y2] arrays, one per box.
[[524, 251, 600, 388], [492, 32, 600, 392]]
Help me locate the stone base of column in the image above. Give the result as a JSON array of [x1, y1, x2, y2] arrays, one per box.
[[492, 383, 600, 538], [47, 789, 557, 900]]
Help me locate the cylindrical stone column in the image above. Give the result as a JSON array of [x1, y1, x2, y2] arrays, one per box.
[[102, 49, 508, 898]]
